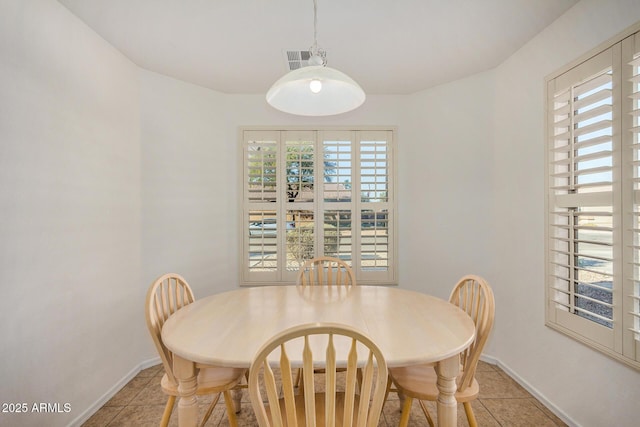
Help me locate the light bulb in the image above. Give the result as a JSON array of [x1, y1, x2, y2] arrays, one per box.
[[309, 79, 322, 93]]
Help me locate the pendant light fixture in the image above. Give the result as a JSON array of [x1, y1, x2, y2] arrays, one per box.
[[266, 0, 365, 116]]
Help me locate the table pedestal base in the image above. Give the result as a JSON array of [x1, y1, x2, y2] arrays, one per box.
[[435, 355, 460, 426], [174, 355, 199, 427]]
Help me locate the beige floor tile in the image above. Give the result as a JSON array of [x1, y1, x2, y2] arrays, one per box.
[[476, 359, 498, 372], [475, 370, 531, 399], [131, 382, 169, 407], [105, 377, 154, 407], [464, 400, 501, 427], [138, 365, 163, 378], [218, 401, 258, 427], [531, 399, 568, 426], [382, 397, 432, 427], [107, 404, 167, 426], [81, 406, 124, 427], [482, 398, 561, 427]]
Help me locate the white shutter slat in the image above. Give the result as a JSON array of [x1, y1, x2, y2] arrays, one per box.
[[551, 182, 612, 193], [573, 307, 614, 323], [572, 104, 613, 126], [573, 88, 612, 111], [574, 72, 613, 97], [630, 55, 640, 67], [573, 120, 613, 139], [553, 102, 571, 116], [551, 149, 612, 165], [551, 165, 612, 178], [552, 135, 612, 152], [553, 192, 612, 208]]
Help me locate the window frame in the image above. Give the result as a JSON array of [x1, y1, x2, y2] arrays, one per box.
[[544, 22, 640, 371], [239, 126, 398, 287]]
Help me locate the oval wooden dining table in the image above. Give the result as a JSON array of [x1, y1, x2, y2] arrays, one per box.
[[161, 285, 476, 427]]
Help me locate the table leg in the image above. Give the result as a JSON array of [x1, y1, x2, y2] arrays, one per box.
[[435, 355, 460, 427], [173, 355, 199, 427]]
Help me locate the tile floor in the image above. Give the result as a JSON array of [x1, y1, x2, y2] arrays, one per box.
[[82, 361, 566, 426]]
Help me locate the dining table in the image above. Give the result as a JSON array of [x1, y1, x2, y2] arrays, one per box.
[[161, 284, 476, 427]]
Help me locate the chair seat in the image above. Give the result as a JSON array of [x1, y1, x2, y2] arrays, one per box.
[[161, 366, 245, 396], [266, 392, 361, 426], [390, 364, 479, 402]]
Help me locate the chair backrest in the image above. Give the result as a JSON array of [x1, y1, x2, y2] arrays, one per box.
[[248, 323, 388, 427], [145, 273, 195, 385], [449, 275, 495, 392], [296, 256, 355, 286]]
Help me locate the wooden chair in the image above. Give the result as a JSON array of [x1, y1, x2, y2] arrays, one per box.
[[296, 256, 355, 286], [145, 273, 246, 427], [295, 256, 356, 387], [388, 275, 495, 427], [248, 323, 388, 427]]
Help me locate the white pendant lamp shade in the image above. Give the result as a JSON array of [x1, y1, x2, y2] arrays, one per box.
[[266, 65, 366, 116], [266, 0, 365, 116]]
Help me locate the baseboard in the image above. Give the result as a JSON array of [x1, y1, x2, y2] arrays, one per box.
[[67, 356, 161, 427], [480, 354, 579, 427]]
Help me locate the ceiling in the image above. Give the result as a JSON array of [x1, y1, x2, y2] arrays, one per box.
[[57, 0, 579, 95]]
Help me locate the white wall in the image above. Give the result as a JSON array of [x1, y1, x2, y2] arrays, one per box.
[[491, 0, 640, 426], [400, 70, 496, 300], [140, 71, 234, 297], [0, 1, 143, 426]]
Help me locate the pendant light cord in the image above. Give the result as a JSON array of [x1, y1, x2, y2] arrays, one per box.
[[313, 0, 318, 48], [310, 0, 326, 65]]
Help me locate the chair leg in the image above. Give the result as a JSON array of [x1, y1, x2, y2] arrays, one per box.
[[418, 399, 435, 427], [199, 393, 221, 427], [161, 395, 176, 427], [398, 395, 413, 427], [294, 367, 302, 388], [463, 401, 478, 427], [223, 390, 239, 427], [233, 371, 249, 413], [383, 374, 392, 408], [232, 388, 243, 414]]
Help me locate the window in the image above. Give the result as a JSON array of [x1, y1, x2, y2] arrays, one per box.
[[545, 27, 640, 370], [241, 128, 397, 285]]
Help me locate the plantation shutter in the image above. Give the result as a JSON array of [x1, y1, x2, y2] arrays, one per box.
[[242, 128, 397, 286], [358, 130, 394, 282], [547, 46, 618, 348], [244, 130, 280, 282], [321, 130, 355, 268], [282, 130, 316, 281], [623, 32, 640, 362], [547, 28, 640, 370]]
